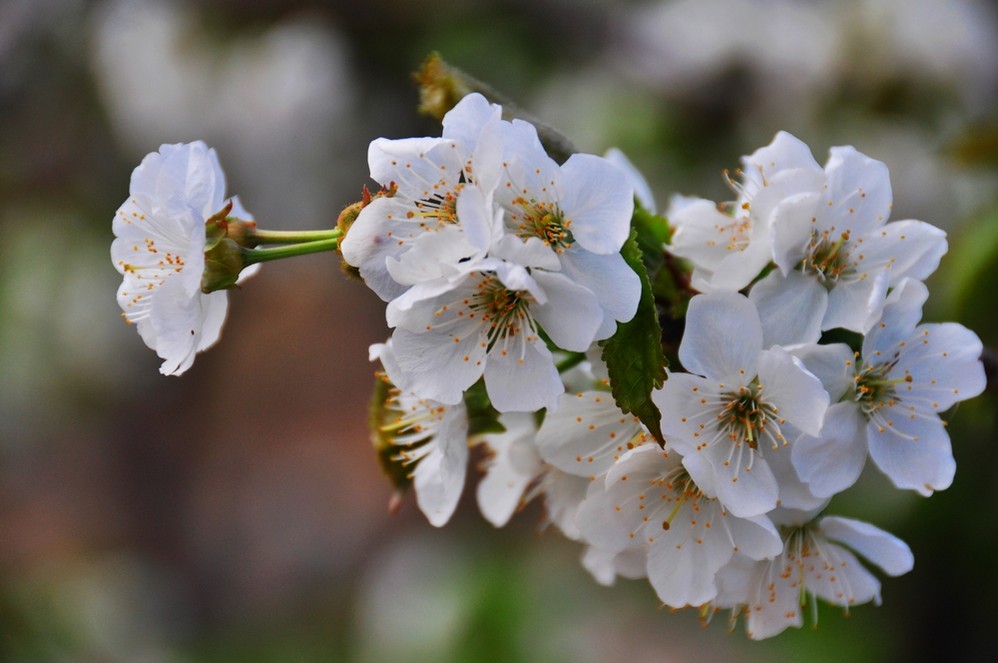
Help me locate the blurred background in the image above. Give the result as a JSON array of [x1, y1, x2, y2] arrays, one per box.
[[1, 0, 997, 660]]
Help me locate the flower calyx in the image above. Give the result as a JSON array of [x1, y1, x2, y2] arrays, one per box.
[[202, 200, 257, 293], [337, 183, 396, 281]]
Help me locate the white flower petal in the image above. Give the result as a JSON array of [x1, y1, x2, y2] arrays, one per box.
[[490, 234, 560, 271], [705, 443, 779, 519], [391, 326, 486, 405], [764, 440, 826, 513], [792, 343, 855, 401], [535, 391, 648, 477], [805, 543, 881, 608], [441, 92, 503, 192], [823, 271, 889, 333], [818, 516, 914, 577], [695, 238, 773, 293], [385, 225, 479, 286], [679, 292, 762, 382], [866, 409, 954, 495], [769, 191, 823, 273], [455, 186, 498, 254], [559, 153, 634, 254], [484, 337, 562, 412], [823, 146, 893, 237], [367, 136, 456, 192], [646, 502, 732, 607], [385, 277, 478, 331], [667, 199, 770, 293], [339, 197, 426, 301], [147, 278, 215, 375], [541, 470, 590, 540], [895, 323, 986, 411], [530, 271, 604, 351], [749, 270, 826, 348], [195, 290, 229, 352], [791, 402, 867, 498], [655, 372, 712, 456], [740, 131, 822, 187], [559, 249, 641, 328], [863, 278, 928, 357], [413, 403, 470, 527], [857, 220, 948, 286], [576, 446, 676, 552], [477, 413, 541, 527], [722, 513, 783, 561], [756, 347, 829, 437], [130, 141, 226, 220], [740, 558, 804, 640]]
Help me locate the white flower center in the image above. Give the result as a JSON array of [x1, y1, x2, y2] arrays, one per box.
[[469, 274, 538, 352], [780, 525, 855, 607], [407, 182, 464, 229], [852, 356, 926, 440], [706, 383, 785, 451], [509, 197, 574, 252], [802, 229, 855, 286]]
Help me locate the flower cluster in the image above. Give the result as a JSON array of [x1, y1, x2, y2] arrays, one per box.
[[349, 125, 984, 639], [341, 92, 641, 413], [113, 90, 987, 641]]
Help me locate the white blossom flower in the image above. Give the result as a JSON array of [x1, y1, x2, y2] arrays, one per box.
[[385, 252, 603, 412], [112, 141, 250, 376], [666, 131, 825, 293], [476, 412, 541, 527], [751, 137, 947, 339], [576, 445, 783, 608], [497, 119, 640, 339], [654, 291, 829, 517], [714, 514, 914, 640], [535, 389, 652, 478], [476, 413, 589, 537], [340, 93, 503, 301], [792, 279, 986, 497], [370, 342, 469, 527]]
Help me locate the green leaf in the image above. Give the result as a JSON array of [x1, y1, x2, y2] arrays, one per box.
[[600, 226, 668, 445], [631, 202, 671, 278]]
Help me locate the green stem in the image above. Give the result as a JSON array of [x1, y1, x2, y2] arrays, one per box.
[[555, 352, 587, 373], [243, 238, 340, 265], [249, 227, 343, 245]]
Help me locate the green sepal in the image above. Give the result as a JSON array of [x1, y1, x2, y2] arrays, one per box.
[[203, 200, 233, 252], [599, 225, 668, 445], [464, 378, 506, 437], [369, 373, 414, 493], [201, 237, 246, 293]]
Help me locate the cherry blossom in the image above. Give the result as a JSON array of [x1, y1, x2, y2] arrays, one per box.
[[340, 93, 503, 300], [576, 445, 783, 608], [112, 141, 249, 375], [792, 279, 986, 496], [654, 291, 829, 517], [714, 513, 913, 639]]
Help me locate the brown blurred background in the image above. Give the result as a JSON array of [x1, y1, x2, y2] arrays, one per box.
[[1, 0, 997, 661]]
